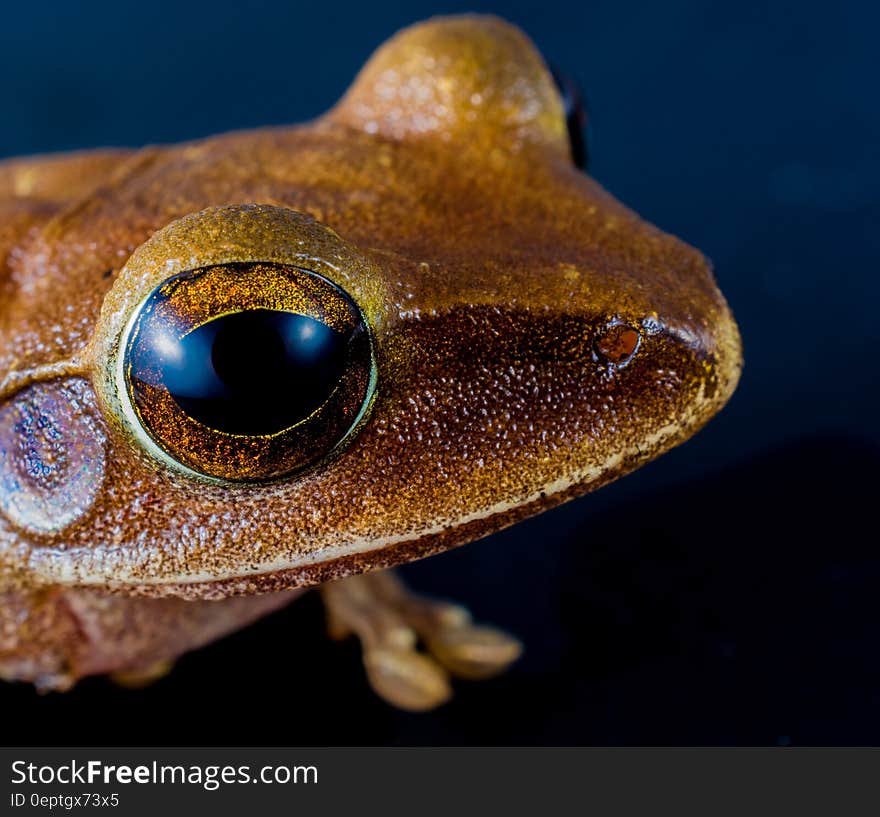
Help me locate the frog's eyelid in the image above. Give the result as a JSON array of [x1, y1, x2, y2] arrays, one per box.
[[329, 16, 571, 158], [549, 66, 591, 172]]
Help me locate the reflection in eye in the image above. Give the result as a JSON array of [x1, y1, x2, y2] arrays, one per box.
[[121, 263, 375, 482], [148, 310, 349, 435]]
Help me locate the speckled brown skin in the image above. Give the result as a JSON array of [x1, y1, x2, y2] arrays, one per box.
[[0, 16, 741, 686], [0, 586, 301, 690]]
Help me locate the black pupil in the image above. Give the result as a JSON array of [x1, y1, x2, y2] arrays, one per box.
[[146, 309, 354, 435], [550, 67, 589, 171]]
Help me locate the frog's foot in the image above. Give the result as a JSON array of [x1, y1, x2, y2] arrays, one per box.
[[109, 659, 174, 689], [320, 570, 522, 711]]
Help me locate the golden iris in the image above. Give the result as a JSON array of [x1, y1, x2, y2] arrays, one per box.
[[121, 262, 375, 481]]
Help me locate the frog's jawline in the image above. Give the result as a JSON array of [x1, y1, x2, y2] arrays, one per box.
[[98, 407, 704, 599]]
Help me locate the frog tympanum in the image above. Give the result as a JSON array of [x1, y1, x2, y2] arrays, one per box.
[[0, 16, 741, 710]]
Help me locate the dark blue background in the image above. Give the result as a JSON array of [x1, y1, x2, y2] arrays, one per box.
[[2, 1, 878, 745]]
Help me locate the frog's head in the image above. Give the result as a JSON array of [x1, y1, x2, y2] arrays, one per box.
[[0, 16, 741, 596]]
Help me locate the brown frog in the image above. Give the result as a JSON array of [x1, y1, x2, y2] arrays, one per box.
[[0, 15, 742, 710]]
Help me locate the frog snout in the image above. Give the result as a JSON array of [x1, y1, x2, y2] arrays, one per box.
[[620, 298, 742, 430]]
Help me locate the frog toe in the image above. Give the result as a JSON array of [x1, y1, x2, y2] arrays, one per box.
[[320, 569, 520, 710], [422, 623, 522, 680], [109, 658, 174, 689], [363, 646, 452, 712]]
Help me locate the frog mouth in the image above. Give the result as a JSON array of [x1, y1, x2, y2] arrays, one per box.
[[4, 296, 740, 600], [16, 406, 697, 598]]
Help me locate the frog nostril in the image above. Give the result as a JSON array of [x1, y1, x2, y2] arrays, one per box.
[[595, 323, 640, 366]]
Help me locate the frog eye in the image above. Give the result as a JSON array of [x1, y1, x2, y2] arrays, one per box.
[[117, 262, 376, 482], [550, 67, 590, 171]]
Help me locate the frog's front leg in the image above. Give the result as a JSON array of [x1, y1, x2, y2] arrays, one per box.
[[0, 587, 302, 692], [320, 570, 522, 711]]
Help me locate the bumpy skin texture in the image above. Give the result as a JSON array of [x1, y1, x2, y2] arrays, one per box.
[[0, 16, 740, 683]]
